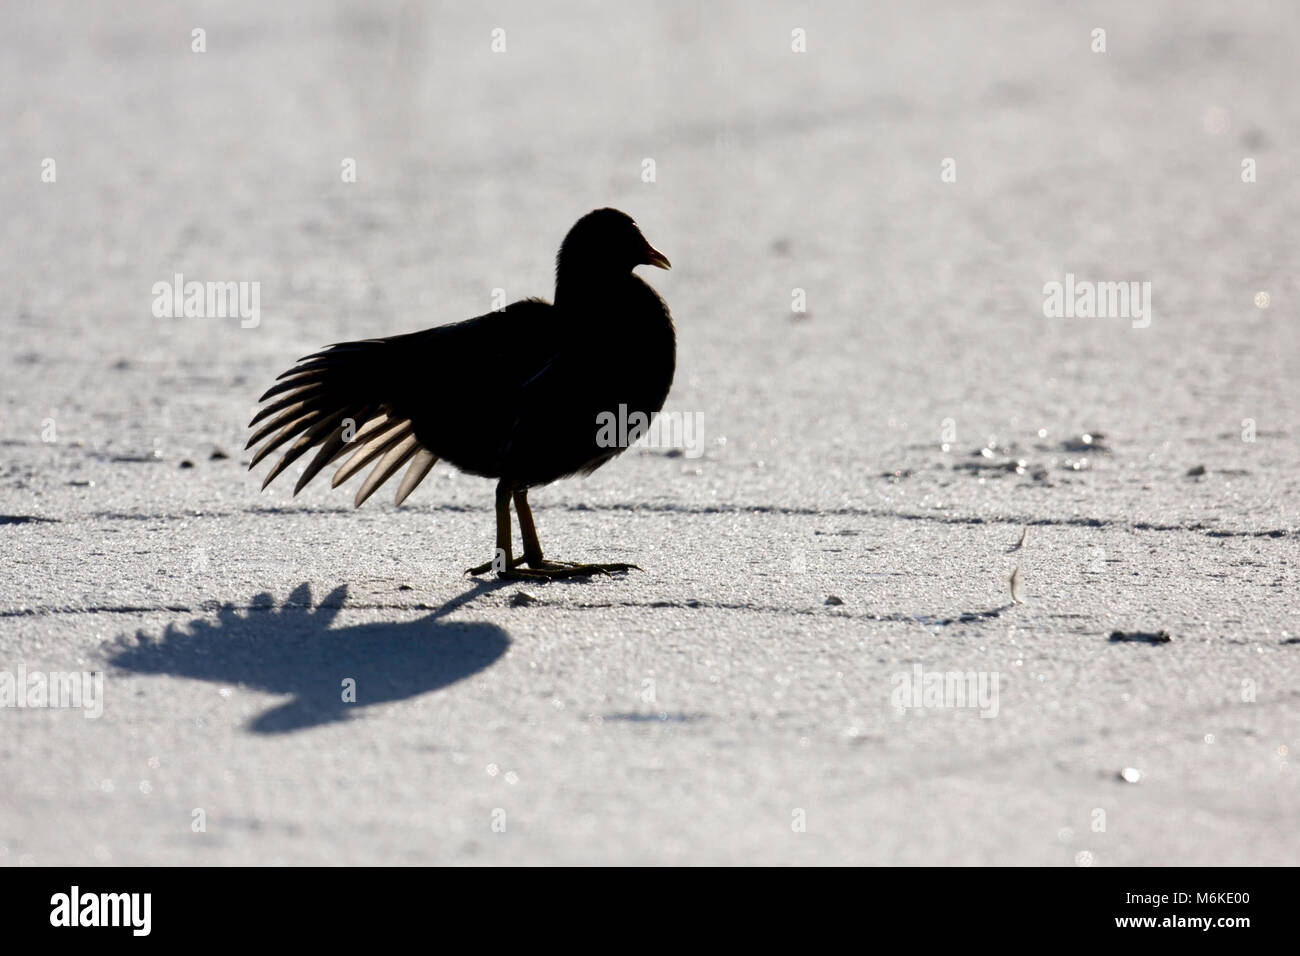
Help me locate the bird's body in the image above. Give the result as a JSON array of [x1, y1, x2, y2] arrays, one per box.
[[248, 208, 675, 579]]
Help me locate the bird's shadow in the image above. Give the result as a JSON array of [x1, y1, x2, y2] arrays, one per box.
[[107, 581, 510, 734]]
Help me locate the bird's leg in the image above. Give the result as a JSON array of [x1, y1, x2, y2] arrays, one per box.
[[514, 488, 546, 566], [511, 487, 641, 580], [465, 480, 523, 575]]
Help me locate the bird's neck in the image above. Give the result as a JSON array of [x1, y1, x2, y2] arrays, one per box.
[[554, 269, 632, 310]]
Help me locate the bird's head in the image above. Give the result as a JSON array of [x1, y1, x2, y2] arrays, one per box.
[[557, 208, 671, 280]]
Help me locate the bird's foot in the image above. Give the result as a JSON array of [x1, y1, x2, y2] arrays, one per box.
[[465, 555, 525, 576], [512, 559, 641, 581], [466, 555, 639, 580]]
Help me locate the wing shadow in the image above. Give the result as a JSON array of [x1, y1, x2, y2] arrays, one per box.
[[107, 582, 509, 734]]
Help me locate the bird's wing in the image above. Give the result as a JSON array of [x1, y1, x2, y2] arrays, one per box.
[[246, 337, 434, 507], [247, 300, 557, 504], [379, 299, 561, 478]]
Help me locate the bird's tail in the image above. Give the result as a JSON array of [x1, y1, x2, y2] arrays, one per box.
[[246, 341, 438, 507]]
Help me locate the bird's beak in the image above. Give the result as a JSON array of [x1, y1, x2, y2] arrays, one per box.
[[642, 243, 671, 270]]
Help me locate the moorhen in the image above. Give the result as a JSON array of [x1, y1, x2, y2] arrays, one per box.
[[247, 208, 676, 580]]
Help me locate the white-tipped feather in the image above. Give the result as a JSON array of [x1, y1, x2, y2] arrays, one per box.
[[332, 421, 413, 488], [260, 408, 357, 489], [354, 434, 419, 508], [394, 449, 438, 506]]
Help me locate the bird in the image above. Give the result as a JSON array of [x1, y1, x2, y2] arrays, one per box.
[[246, 208, 676, 580]]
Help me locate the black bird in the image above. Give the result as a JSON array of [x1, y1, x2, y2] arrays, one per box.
[[247, 208, 675, 580]]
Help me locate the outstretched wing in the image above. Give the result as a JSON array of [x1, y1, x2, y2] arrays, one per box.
[[247, 338, 436, 507], [247, 299, 558, 504]]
